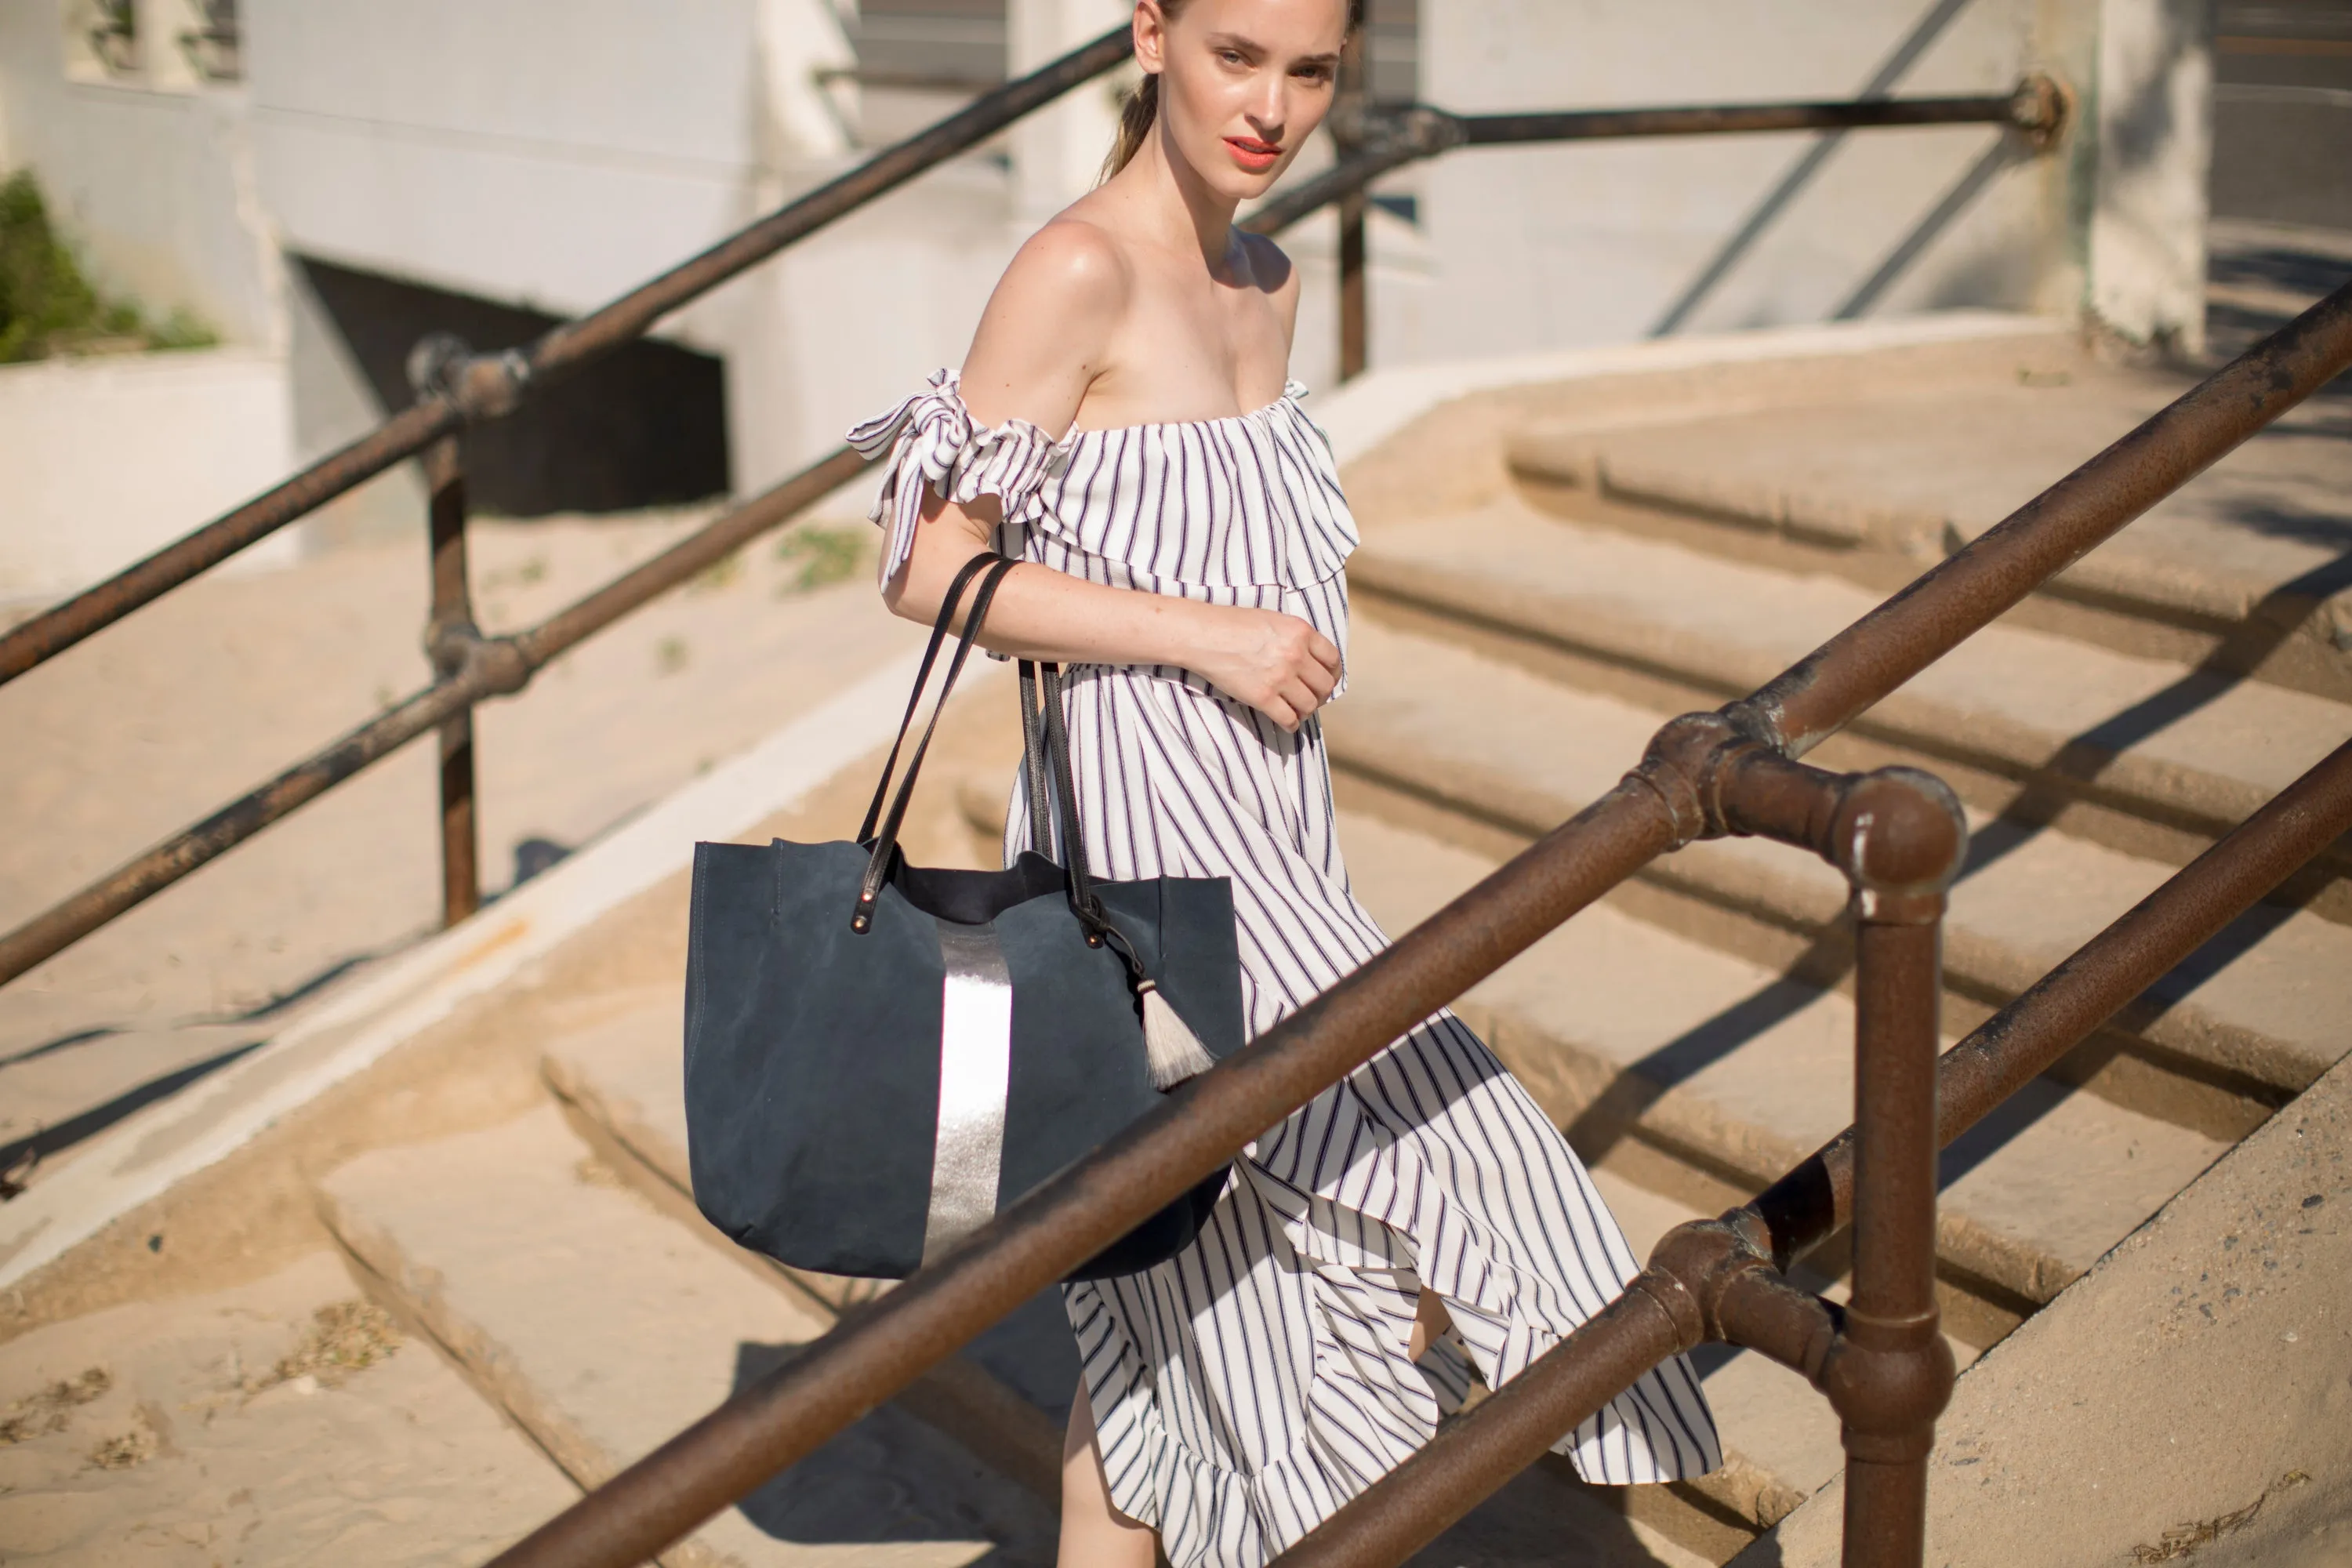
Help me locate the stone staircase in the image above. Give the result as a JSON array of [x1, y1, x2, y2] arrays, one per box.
[[298, 328, 2352, 1567], [1297, 335, 2352, 1552]]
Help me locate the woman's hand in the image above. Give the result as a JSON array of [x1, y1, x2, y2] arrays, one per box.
[[1195, 606, 1342, 731]]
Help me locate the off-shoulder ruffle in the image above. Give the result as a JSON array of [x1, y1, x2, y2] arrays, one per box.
[[1021, 381, 1356, 595], [848, 371, 1356, 595], [845, 368, 1073, 586]]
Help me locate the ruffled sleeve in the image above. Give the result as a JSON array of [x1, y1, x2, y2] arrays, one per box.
[[846, 368, 1070, 587]]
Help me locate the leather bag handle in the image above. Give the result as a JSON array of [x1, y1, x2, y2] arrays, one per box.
[[1020, 659, 1153, 972], [855, 550, 1004, 847], [1016, 660, 1058, 856], [851, 554, 1021, 932], [1027, 662, 1097, 918], [848, 554, 1143, 975]]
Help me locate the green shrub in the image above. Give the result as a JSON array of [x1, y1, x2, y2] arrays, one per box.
[[0, 169, 219, 363], [774, 524, 870, 594]]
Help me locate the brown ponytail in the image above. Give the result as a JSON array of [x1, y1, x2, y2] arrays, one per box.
[[1102, 70, 1164, 182], [1100, 0, 1364, 183]]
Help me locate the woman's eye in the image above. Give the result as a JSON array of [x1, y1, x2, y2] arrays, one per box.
[[1218, 49, 1246, 66]]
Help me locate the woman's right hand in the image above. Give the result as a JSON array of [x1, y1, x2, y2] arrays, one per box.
[[1195, 605, 1342, 731]]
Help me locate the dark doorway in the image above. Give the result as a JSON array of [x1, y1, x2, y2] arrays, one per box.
[[295, 255, 731, 517]]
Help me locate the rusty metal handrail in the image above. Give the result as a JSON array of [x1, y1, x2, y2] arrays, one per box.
[[1268, 734, 2352, 1568], [1251, 77, 2063, 238], [0, 25, 1138, 691], [471, 277, 2352, 1568]]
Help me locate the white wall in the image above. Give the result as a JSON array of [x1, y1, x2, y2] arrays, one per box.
[[1009, 0, 1133, 220], [724, 161, 1029, 500], [0, 3, 281, 348], [2089, 0, 2212, 351], [0, 350, 297, 602], [224, 0, 2213, 489], [241, 0, 850, 318], [234, 0, 956, 502], [0, 7, 300, 597], [1409, 0, 2085, 362]]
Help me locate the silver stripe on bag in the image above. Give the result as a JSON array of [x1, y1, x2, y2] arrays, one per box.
[[922, 917, 1014, 1263]]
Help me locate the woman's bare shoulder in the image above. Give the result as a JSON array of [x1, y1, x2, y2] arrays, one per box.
[[993, 216, 1136, 340], [961, 216, 1136, 429]]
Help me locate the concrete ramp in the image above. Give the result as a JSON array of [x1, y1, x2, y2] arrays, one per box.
[[1740, 1048, 2352, 1567]]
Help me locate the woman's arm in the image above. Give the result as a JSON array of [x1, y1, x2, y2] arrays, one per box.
[[895, 494, 1340, 730], [880, 223, 1340, 731]]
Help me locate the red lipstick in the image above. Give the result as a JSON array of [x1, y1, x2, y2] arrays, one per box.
[[1225, 136, 1281, 173]]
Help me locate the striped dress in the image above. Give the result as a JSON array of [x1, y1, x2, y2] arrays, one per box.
[[850, 371, 1720, 1567]]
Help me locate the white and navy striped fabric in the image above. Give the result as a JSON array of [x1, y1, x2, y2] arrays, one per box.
[[852, 373, 1720, 1568]]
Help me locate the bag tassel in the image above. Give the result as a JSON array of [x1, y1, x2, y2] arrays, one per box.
[[1135, 978, 1217, 1091]]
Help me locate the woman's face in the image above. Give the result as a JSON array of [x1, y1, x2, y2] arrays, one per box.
[[1138, 0, 1348, 201]]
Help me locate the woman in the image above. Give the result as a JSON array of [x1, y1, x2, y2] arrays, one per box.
[[849, 2, 1721, 1563]]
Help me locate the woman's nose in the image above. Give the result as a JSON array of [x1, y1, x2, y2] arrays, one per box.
[[1249, 72, 1287, 135]]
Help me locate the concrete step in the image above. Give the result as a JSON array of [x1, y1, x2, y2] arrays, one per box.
[[1345, 499, 2352, 924], [1334, 809, 2235, 1336], [316, 1105, 1059, 1568], [1330, 606, 2352, 1133], [540, 996, 1080, 1485], [0, 1021, 264, 1197], [0, 1248, 586, 1565], [1499, 358, 2352, 706]]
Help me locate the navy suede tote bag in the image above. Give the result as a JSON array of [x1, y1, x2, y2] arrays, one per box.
[[684, 554, 1245, 1281]]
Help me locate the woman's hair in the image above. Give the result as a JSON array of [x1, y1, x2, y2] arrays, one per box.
[[1102, 0, 1365, 181]]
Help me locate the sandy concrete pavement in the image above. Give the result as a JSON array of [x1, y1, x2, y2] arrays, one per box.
[[1, 501, 918, 1195], [0, 1249, 581, 1566]]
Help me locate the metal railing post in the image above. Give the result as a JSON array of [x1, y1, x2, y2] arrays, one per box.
[[425, 437, 481, 925], [1748, 731, 2352, 1277], [1651, 741, 1964, 1568], [1821, 772, 1963, 1568], [410, 335, 484, 925], [1334, 27, 1370, 382]]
